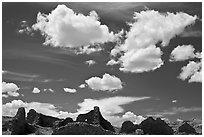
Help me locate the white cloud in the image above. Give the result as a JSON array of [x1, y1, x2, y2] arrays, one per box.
[[2, 94, 9, 98], [85, 60, 96, 66], [77, 96, 150, 116], [64, 87, 77, 93], [85, 73, 123, 92], [32, 87, 41, 94], [158, 107, 202, 116], [17, 20, 34, 36], [2, 70, 8, 74], [2, 99, 77, 119], [79, 84, 86, 88], [106, 59, 119, 66], [178, 61, 202, 83], [2, 82, 20, 97], [172, 100, 177, 103], [43, 88, 55, 93], [32, 4, 116, 53], [107, 111, 146, 127], [180, 29, 202, 37], [170, 45, 199, 61], [111, 10, 197, 73], [119, 45, 163, 73]]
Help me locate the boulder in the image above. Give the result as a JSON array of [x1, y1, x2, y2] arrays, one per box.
[[178, 122, 197, 134], [120, 121, 137, 134], [76, 106, 114, 132], [27, 109, 61, 127], [139, 117, 173, 135], [52, 122, 116, 135], [11, 107, 36, 135]]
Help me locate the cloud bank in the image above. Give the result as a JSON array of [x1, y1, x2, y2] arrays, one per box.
[[109, 10, 197, 73]]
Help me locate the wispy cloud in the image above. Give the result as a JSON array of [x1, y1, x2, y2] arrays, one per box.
[[150, 106, 202, 116], [180, 29, 202, 37], [2, 70, 65, 83]]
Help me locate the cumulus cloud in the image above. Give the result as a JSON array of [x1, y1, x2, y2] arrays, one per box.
[[77, 96, 150, 116], [17, 20, 34, 36], [79, 84, 86, 88], [64, 87, 77, 93], [172, 100, 177, 103], [178, 61, 202, 83], [32, 87, 41, 94], [2, 82, 20, 97], [107, 111, 146, 127], [85, 73, 123, 92], [110, 10, 197, 73], [85, 60, 96, 66], [2, 99, 77, 119], [106, 59, 119, 66], [170, 45, 200, 61], [32, 4, 116, 54]]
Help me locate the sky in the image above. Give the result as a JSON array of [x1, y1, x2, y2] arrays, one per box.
[[2, 2, 202, 127]]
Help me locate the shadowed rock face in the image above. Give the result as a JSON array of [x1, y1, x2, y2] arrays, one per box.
[[52, 122, 116, 135], [76, 106, 115, 132], [53, 117, 74, 128], [120, 121, 138, 134], [139, 117, 173, 135], [11, 107, 26, 135], [27, 109, 61, 127], [178, 122, 197, 134], [11, 107, 36, 135]]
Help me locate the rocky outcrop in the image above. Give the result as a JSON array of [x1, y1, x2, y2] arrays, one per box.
[[27, 109, 61, 127], [135, 129, 144, 135], [53, 117, 74, 128], [2, 116, 13, 132], [52, 122, 116, 135], [76, 106, 115, 132], [11, 107, 36, 135], [178, 122, 197, 134], [120, 121, 138, 134], [139, 117, 173, 135]]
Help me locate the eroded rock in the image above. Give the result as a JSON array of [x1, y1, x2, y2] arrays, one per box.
[[76, 106, 115, 132], [27, 109, 61, 127], [52, 122, 116, 135], [139, 117, 173, 135], [178, 122, 197, 134]]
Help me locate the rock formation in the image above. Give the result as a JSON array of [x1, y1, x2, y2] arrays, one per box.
[[52, 122, 116, 135], [76, 106, 115, 132], [139, 117, 173, 135], [53, 117, 74, 128], [11, 107, 36, 135], [120, 121, 138, 134], [178, 122, 197, 134], [27, 109, 61, 127], [135, 129, 144, 135]]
